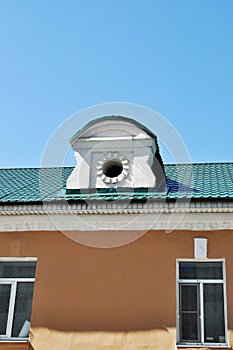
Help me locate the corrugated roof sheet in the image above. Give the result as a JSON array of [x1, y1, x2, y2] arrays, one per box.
[[0, 163, 233, 203]]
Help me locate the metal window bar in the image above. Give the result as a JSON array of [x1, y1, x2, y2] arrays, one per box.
[[177, 259, 228, 346]]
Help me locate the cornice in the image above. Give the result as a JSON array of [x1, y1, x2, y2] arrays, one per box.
[[0, 201, 233, 232]]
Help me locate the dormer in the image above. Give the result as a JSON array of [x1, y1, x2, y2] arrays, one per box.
[[66, 116, 165, 191]]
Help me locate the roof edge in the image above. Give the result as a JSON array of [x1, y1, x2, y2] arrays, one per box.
[[69, 115, 158, 143]]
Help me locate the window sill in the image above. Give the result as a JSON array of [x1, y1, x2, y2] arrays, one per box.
[[0, 341, 30, 349], [177, 345, 231, 349]]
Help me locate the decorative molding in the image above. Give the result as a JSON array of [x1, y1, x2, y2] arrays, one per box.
[[0, 200, 233, 214], [0, 201, 233, 232], [1, 207, 233, 215], [96, 152, 130, 184]]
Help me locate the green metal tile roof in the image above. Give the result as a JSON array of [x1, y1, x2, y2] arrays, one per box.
[[0, 163, 233, 203]]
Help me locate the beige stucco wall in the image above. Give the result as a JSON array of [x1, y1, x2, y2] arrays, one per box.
[[0, 229, 233, 349], [30, 327, 176, 350]]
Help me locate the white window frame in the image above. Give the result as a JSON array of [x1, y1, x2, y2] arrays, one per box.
[[0, 257, 37, 342], [176, 258, 228, 347]]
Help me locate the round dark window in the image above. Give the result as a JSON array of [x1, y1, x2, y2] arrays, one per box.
[[102, 159, 123, 178]]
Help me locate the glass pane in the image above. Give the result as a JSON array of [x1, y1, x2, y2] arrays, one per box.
[[0, 262, 36, 278], [180, 284, 200, 342], [204, 284, 225, 343], [181, 313, 199, 341], [181, 284, 198, 311], [179, 262, 223, 280], [0, 284, 11, 335], [12, 282, 34, 338]]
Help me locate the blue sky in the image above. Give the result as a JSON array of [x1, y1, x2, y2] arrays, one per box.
[[0, 1, 232, 167]]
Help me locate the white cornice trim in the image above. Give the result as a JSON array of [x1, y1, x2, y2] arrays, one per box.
[[0, 202, 233, 232], [0, 200, 233, 215], [1, 207, 233, 215]]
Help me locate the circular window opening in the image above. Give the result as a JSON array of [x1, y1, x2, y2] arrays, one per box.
[[103, 159, 123, 178]]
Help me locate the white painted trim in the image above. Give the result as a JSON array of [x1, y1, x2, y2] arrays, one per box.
[[178, 279, 224, 284], [176, 263, 180, 346], [223, 260, 229, 346], [0, 281, 13, 337], [0, 258, 37, 262], [0, 279, 35, 282], [0, 339, 28, 342], [0, 200, 233, 213], [0, 260, 36, 340], [1, 203, 233, 214], [177, 258, 226, 262], [7, 281, 17, 338], [176, 259, 228, 347], [177, 346, 231, 349], [0, 202, 233, 231], [200, 282, 204, 344], [0, 211, 233, 232]]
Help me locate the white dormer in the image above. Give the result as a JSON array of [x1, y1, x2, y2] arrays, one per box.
[[66, 116, 165, 190]]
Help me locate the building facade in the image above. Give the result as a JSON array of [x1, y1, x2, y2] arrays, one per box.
[[0, 117, 233, 349]]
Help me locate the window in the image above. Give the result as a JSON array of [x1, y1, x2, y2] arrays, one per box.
[[177, 259, 228, 346], [0, 259, 36, 341]]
